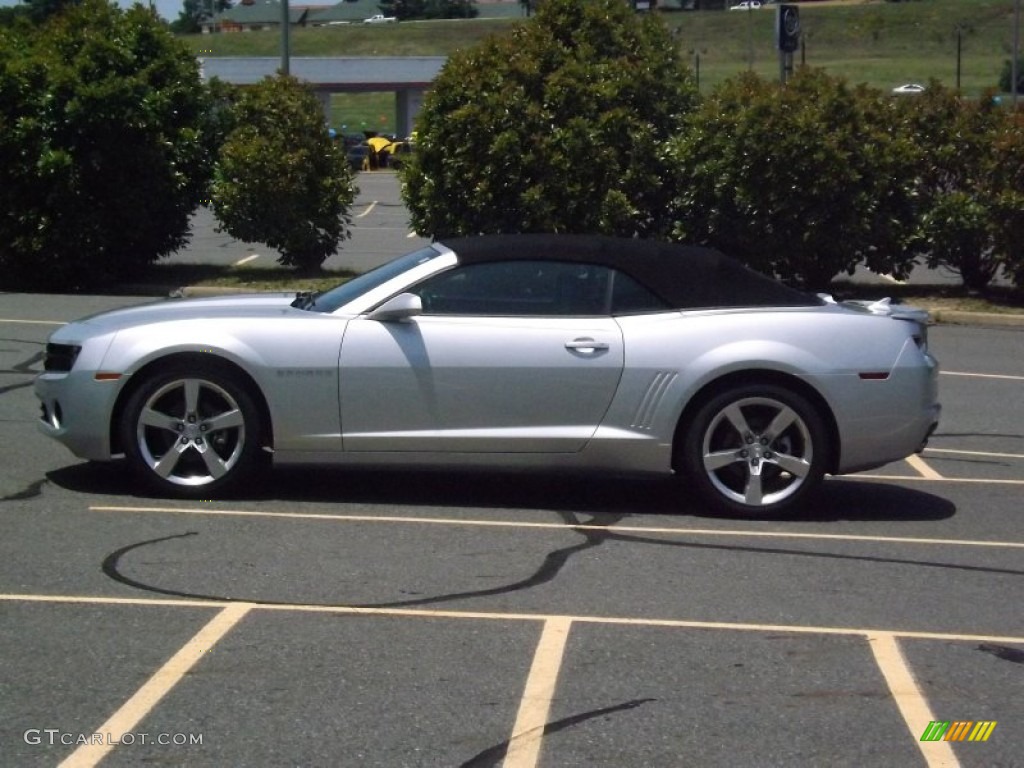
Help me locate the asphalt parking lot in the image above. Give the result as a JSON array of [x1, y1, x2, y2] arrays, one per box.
[[5, 174, 1024, 768], [1, 287, 1021, 767]]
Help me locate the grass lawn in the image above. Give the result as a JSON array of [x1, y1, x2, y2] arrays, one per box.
[[185, 0, 1021, 131]]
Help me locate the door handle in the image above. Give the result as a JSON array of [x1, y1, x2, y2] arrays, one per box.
[[565, 338, 610, 352]]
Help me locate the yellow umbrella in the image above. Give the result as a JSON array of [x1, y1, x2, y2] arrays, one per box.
[[366, 136, 393, 153]]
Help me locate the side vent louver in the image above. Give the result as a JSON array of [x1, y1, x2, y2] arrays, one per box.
[[631, 372, 678, 430]]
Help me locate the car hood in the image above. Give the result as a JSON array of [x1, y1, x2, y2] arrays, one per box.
[[69, 294, 303, 334]]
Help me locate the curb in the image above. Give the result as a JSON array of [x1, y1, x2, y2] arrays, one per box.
[[924, 308, 1024, 327], [173, 285, 277, 298]]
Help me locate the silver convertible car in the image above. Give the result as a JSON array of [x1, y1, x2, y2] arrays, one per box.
[[36, 235, 940, 517]]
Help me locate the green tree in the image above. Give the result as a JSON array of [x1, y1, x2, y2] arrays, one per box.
[[0, 0, 215, 291], [665, 69, 920, 289], [212, 75, 357, 273], [171, 0, 232, 35], [26, 0, 82, 23], [378, 0, 477, 21], [896, 85, 1006, 290], [984, 109, 1024, 288], [401, 0, 697, 238]]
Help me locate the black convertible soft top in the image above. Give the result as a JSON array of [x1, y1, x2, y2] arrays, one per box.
[[440, 234, 821, 310]]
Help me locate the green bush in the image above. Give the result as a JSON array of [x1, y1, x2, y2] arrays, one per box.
[[211, 75, 357, 273], [895, 85, 1009, 291], [401, 0, 697, 239], [0, 0, 213, 291], [986, 109, 1024, 288], [664, 69, 920, 290]]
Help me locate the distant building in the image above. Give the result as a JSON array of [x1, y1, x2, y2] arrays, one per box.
[[202, 0, 327, 33], [308, 0, 384, 26]]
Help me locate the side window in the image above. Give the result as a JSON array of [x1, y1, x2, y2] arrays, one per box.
[[610, 271, 670, 315], [414, 261, 612, 316]]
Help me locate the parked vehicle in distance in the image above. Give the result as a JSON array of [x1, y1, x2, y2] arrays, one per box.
[[34, 235, 940, 518], [729, 1, 761, 10], [363, 14, 396, 23], [892, 83, 926, 94], [345, 143, 370, 171]]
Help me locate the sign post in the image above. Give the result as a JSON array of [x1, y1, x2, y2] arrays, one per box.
[[281, 0, 290, 76], [776, 4, 800, 85]]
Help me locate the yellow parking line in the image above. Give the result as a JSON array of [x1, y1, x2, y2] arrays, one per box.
[[233, 254, 259, 266], [851, 474, 1024, 486], [88, 505, 1024, 549], [0, 318, 65, 325], [504, 617, 572, 768], [942, 370, 1024, 381], [868, 633, 960, 768], [58, 602, 252, 768], [925, 447, 1024, 460], [5, 593, 1023, 645], [906, 454, 944, 480]]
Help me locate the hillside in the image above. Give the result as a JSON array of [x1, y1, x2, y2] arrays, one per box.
[[183, 0, 1020, 131]]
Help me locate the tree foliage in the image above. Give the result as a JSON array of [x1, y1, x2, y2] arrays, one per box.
[[0, 0, 83, 26], [0, 0, 214, 290], [401, 0, 697, 239], [211, 75, 357, 273], [665, 69, 920, 290], [895, 85, 1012, 291], [171, 0, 233, 35], [981, 108, 1024, 288], [378, 0, 477, 20]]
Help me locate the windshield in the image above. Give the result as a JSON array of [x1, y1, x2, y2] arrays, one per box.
[[308, 245, 443, 313]]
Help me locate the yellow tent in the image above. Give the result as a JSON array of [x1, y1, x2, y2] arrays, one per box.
[[366, 136, 393, 153]]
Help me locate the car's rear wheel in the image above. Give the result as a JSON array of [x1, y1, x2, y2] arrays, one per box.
[[120, 364, 263, 497], [680, 384, 828, 517]]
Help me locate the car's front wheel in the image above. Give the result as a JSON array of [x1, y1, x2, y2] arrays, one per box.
[[680, 384, 828, 517], [120, 364, 263, 497]]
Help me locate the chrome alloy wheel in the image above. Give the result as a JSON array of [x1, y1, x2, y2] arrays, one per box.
[[135, 377, 247, 487], [700, 396, 814, 508]]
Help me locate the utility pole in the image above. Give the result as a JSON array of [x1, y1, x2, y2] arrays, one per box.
[[747, 4, 754, 71], [1014, 0, 1021, 108], [956, 26, 962, 92], [281, 0, 291, 76]]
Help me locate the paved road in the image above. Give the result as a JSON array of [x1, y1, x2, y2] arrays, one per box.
[[0, 295, 1021, 767]]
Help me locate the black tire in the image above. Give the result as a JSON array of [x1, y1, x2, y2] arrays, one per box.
[[120, 363, 264, 498], [680, 383, 828, 518]]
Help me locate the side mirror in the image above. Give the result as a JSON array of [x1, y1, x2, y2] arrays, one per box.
[[367, 292, 422, 322]]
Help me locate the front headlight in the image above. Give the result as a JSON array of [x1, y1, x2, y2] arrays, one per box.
[[44, 343, 82, 372]]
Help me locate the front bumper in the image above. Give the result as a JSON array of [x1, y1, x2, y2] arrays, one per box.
[[35, 371, 124, 461]]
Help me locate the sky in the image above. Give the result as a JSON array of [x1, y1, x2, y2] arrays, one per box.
[[0, 1, 189, 23]]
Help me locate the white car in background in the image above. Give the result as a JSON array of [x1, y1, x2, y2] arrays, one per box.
[[730, 1, 761, 10]]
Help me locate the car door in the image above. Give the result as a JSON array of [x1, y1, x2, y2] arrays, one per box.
[[337, 260, 624, 453]]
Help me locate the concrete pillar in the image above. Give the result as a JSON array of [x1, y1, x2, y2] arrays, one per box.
[[396, 88, 427, 138]]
